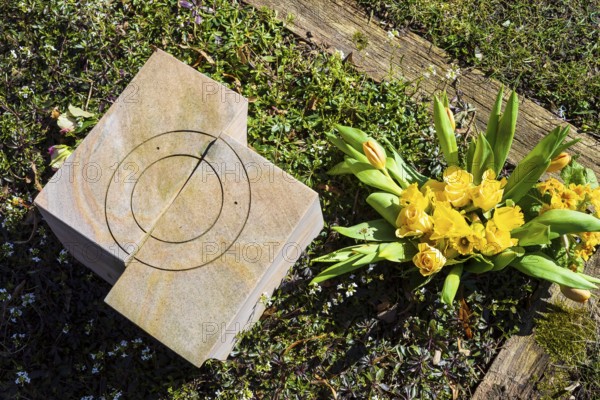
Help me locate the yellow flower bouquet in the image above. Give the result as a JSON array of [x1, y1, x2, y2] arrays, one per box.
[[313, 88, 600, 304]]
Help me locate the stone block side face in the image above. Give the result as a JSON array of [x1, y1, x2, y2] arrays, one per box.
[[105, 135, 324, 367], [34, 49, 248, 282]]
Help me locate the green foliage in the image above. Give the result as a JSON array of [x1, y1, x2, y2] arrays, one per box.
[[358, 0, 600, 135]]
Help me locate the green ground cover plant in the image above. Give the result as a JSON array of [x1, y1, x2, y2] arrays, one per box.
[[359, 0, 600, 136], [0, 0, 561, 398]]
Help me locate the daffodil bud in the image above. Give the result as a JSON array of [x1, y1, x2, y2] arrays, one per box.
[[362, 140, 387, 170], [546, 152, 571, 173], [560, 285, 591, 303]]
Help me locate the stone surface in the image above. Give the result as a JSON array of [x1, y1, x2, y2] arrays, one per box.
[[35, 49, 249, 284], [35, 49, 324, 367]]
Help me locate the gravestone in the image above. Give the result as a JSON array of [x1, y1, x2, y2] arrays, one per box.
[[35, 49, 324, 366]]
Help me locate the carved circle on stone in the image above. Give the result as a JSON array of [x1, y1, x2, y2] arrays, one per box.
[[104, 130, 251, 271]]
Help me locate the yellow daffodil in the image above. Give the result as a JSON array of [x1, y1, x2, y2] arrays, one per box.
[[421, 179, 446, 203], [546, 152, 571, 173], [395, 205, 434, 238], [492, 206, 525, 232], [399, 183, 430, 210], [430, 202, 472, 240], [413, 242, 446, 276], [482, 221, 517, 256], [450, 235, 476, 255], [537, 178, 564, 196], [443, 166, 473, 208], [470, 169, 506, 212]]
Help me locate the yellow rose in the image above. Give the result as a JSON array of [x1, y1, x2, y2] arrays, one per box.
[[493, 206, 525, 232], [395, 205, 434, 238], [413, 243, 446, 276], [443, 166, 473, 208], [399, 183, 430, 210], [482, 221, 517, 256], [470, 169, 506, 212], [430, 202, 472, 240], [546, 152, 571, 173]]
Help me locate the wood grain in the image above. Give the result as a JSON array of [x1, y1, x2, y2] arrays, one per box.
[[244, 0, 599, 176]]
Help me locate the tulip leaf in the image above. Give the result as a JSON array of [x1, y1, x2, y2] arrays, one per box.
[[493, 91, 518, 174], [471, 133, 495, 184], [511, 253, 597, 290], [378, 241, 417, 262], [327, 160, 352, 175], [347, 160, 403, 195], [311, 252, 384, 284], [441, 264, 463, 304], [381, 137, 429, 186], [385, 157, 410, 189], [332, 219, 397, 242], [503, 155, 550, 203], [485, 86, 504, 148], [511, 222, 554, 246], [334, 124, 370, 151], [490, 247, 525, 271], [433, 95, 459, 165], [519, 209, 600, 236], [366, 192, 401, 227], [326, 133, 368, 163], [312, 244, 377, 263], [466, 139, 476, 174]]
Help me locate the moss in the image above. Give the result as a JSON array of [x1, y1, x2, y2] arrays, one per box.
[[352, 31, 369, 51], [534, 301, 595, 366]]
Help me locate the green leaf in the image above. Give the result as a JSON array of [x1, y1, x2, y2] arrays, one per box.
[[347, 160, 403, 195], [511, 222, 554, 246], [466, 139, 476, 174], [503, 155, 550, 203], [510, 253, 597, 290], [433, 95, 459, 165], [312, 244, 377, 263], [441, 264, 463, 304], [311, 252, 384, 284], [561, 159, 598, 188], [463, 257, 494, 274], [326, 133, 368, 163], [327, 160, 352, 175], [385, 157, 410, 189], [493, 91, 518, 173], [519, 209, 600, 236], [334, 124, 370, 151], [381, 137, 429, 186], [68, 104, 94, 118], [485, 86, 504, 148], [378, 241, 417, 262], [366, 192, 401, 226], [490, 247, 524, 271], [471, 133, 495, 184], [332, 219, 397, 242]]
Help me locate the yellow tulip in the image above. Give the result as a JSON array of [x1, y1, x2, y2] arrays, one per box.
[[559, 285, 591, 303], [493, 206, 525, 232], [445, 107, 456, 131], [395, 205, 434, 238], [546, 152, 571, 173], [443, 166, 473, 208], [413, 243, 446, 276], [362, 140, 387, 170], [470, 169, 506, 212]]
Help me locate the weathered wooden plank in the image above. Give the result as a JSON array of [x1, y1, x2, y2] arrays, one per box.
[[245, 0, 600, 176]]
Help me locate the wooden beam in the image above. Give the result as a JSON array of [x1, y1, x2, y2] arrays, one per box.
[[245, 0, 599, 176]]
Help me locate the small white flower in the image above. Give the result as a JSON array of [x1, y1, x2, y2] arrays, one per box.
[[308, 283, 322, 295], [336, 283, 344, 290], [445, 64, 460, 81], [10, 49, 17, 59], [62, 323, 70, 334], [21, 293, 35, 306], [120, 340, 128, 347], [91, 365, 100, 374], [335, 49, 345, 59], [15, 371, 30, 385], [9, 307, 22, 322], [259, 292, 272, 306], [345, 283, 358, 298], [141, 346, 153, 361], [0, 288, 11, 301], [31, 256, 41, 263]]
